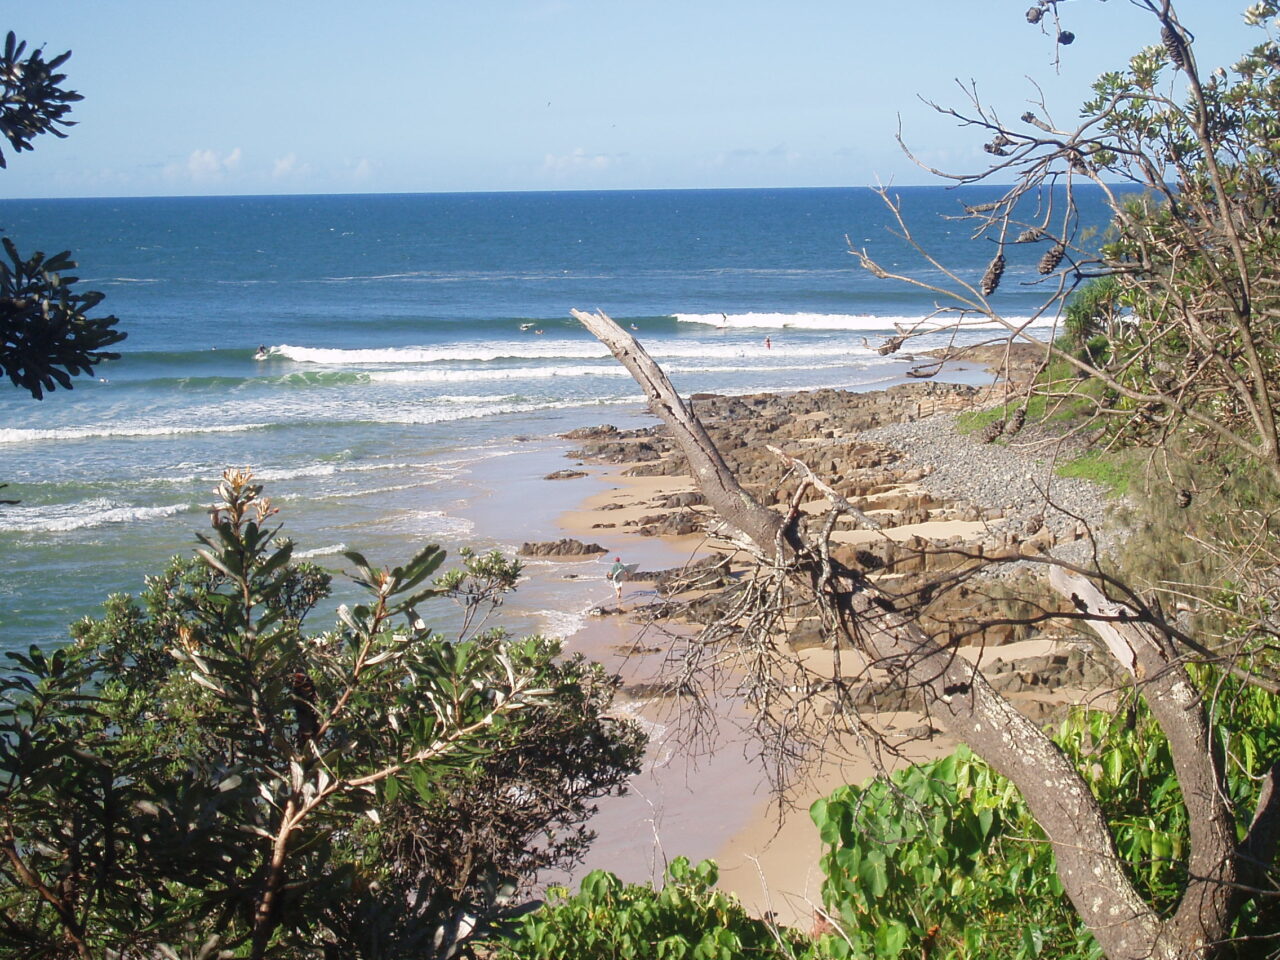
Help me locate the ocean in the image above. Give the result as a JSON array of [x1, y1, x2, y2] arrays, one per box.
[[0, 186, 1106, 653]]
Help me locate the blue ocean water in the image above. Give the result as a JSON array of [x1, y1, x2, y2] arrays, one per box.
[[0, 186, 1109, 650]]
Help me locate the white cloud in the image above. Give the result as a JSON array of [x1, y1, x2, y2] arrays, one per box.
[[272, 152, 312, 179], [705, 143, 802, 170], [167, 147, 244, 183], [350, 158, 373, 181], [542, 147, 621, 173]]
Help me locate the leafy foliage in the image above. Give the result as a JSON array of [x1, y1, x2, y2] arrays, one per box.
[[0, 32, 124, 398], [810, 676, 1280, 959], [0, 470, 643, 959], [0, 31, 80, 167], [490, 857, 811, 960]]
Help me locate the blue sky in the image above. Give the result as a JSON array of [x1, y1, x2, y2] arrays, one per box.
[[4, 1, 1260, 198]]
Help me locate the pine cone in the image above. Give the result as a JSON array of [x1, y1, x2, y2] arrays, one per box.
[[981, 253, 1006, 296], [1016, 228, 1044, 243], [1176, 489, 1192, 508], [1005, 408, 1026, 436], [1038, 243, 1065, 274], [1162, 25, 1187, 69], [980, 420, 1006, 444]]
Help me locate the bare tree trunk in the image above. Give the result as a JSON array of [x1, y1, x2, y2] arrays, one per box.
[[572, 308, 1272, 960]]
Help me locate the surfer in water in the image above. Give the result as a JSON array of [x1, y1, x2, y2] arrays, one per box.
[[254, 345, 269, 361]]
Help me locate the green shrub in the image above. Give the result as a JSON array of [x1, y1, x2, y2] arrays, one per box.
[[810, 676, 1280, 959], [0, 471, 644, 960], [490, 857, 812, 960]]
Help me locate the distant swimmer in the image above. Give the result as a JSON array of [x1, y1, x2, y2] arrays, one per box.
[[764, 336, 772, 350], [630, 323, 639, 331], [534, 329, 544, 335], [254, 344, 269, 361], [520, 322, 535, 331]]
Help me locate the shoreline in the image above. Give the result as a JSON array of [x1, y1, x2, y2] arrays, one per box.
[[540, 353, 1122, 927]]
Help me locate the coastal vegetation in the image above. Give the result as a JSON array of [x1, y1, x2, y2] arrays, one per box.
[[0, 472, 643, 958], [0, 32, 123, 399], [567, 2, 1280, 958], [6, 2, 1280, 959]]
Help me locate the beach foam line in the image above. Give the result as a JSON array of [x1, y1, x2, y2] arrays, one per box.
[[369, 364, 634, 383], [0, 422, 272, 444], [274, 340, 894, 367], [276, 342, 614, 364], [676, 311, 1053, 331], [373, 396, 648, 425], [295, 542, 349, 559], [135, 460, 422, 486], [531, 601, 596, 641], [0, 499, 192, 533]]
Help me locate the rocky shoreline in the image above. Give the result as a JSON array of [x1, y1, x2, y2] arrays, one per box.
[[536, 360, 1126, 722], [540, 361, 1129, 923]]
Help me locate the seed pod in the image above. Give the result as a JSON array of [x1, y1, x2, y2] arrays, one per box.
[[1026, 5, 1043, 23], [1176, 489, 1192, 509], [1016, 228, 1044, 243], [1058, 30, 1075, 45], [1005, 408, 1026, 436], [877, 335, 904, 356], [981, 420, 1006, 444], [984, 142, 1010, 157], [1162, 25, 1187, 70], [980, 253, 1006, 296], [1038, 243, 1065, 274]]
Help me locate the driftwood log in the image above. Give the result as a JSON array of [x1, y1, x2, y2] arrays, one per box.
[[572, 307, 1279, 960]]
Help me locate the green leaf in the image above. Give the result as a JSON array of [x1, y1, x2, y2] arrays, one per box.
[[874, 920, 908, 958]]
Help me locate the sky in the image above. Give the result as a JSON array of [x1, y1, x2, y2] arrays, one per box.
[[3, 1, 1263, 198]]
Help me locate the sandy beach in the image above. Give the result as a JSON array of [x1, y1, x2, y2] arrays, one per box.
[[536, 356, 1121, 929]]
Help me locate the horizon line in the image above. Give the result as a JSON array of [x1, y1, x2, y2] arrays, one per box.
[[0, 181, 1076, 204]]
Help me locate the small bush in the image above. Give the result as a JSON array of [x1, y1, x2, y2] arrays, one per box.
[[489, 857, 812, 960]]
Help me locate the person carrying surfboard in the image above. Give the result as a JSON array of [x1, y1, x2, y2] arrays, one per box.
[[608, 556, 627, 601]]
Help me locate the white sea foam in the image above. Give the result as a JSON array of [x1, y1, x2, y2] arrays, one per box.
[[0, 423, 270, 445], [325, 482, 423, 500], [295, 543, 348, 559], [138, 460, 409, 486], [275, 342, 614, 364], [531, 603, 593, 641], [0, 499, 191, 533], [675, 311, 1052, 331], [276, 339, 881, 368], [379, 509, 475, 540], [369, 364, 633, 384], [375, 397, 646, 426]]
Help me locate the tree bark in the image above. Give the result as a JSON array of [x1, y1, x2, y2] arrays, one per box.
[[573, 308, 1252, 959]]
